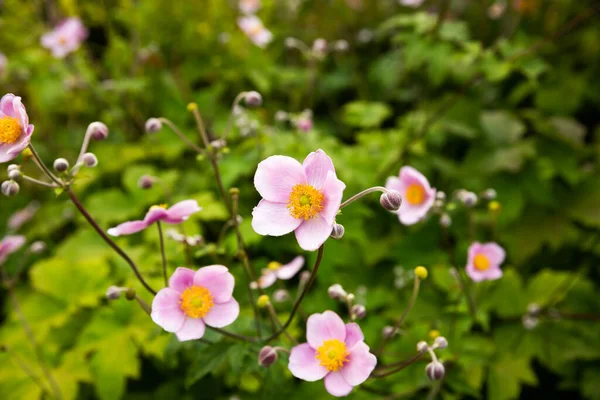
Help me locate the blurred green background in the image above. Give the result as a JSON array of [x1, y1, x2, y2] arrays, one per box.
[[1, 0, 600, 399]]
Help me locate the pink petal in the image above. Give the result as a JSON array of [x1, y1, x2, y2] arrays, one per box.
[[307, 311, 346, 349], [151, 288, 185, 332], [481, 242, 506, 265], [275, 256, 305, 280], [399, 166, 432, 191], [202, 298, 240, 328], [294, 216, 332, 252], [254, 155, 306, 203], [251, 270, 277, 289], [193, 265, 234, 303], [143, 207, 169, 225], [107, 220, 148, 236], [467, 242, 483, 264], [164, 200, 202, 223], [344, 323, 364, 349], [175, 317, 206, 341], [385, 176, 402, 193], [169, 267, 195, 293], [324, 371, 354, 397], [0, 93, 15, 116], [340, 341, 377, 386], [465, 263, 503, 282], [303, 149, 336, 189], [252, 200, 302, 236], [288, 343, 329, 382], [1, 235, 26, 254], [320, 171, 346, 225]]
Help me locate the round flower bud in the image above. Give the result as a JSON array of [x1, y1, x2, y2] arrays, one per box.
[[274, 111, 288, 122], [328, 284, 347, 300], [440, 213, 451, 227], [88, 122, 109, 141], [210, 139, 227, 149], [53, 158, 70, 173], [429, 329, 440, 339], [436, 191, 446, 200], [482, 188, 497, 200], [82, 153, 98, 168], [258, 346, 278, 367], [462, 192, 478, 207], [330, 223, 345, 240], [29, 241, 46, 254], [285, 37, 298, 48], [273, 289, 290, 303], [106, 286, 123, 300], [414, 266, 428, 280], [382, 326, 396, 339], [351, 304, 367, 320], [434, 336, 448, 350], [426, 361, 445, 381], [522, 315, 539, 330], [1, 180, 19, 197], [138, 175, 155, 189], [7, 168, 21, 181], [125, 288, 136, 301], [346, 293, 355, 302], [380, 190, 403, 211], [244, 91, 262, 107], [417, 341, 429, 352], [7, 164, 19, 173], [145, 118, 163, 133], [257, 294, 270, 308], [333, 40, 349, 52]]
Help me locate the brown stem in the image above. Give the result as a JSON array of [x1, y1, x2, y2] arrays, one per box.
[[156, 221, 168, 287], [207, 326, 257, 343], [370, 352, 425, 378], [267, 303, 297, 344]]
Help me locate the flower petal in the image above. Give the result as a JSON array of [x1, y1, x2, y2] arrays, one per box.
[[169, 267, 196, 293], [307, 310, 346, 349], [288, 343, 329, 382], [294, 216, 332, 252], [203, 298, 240, 328], [340, 341, 377, 386], [344, 323, 364, 349], [320, 171, 346, 225], [164, 200, 202, 223], [193, 265, 234, 303], [143, 207, 169, 225], [324, 371, 354, 397], [254, 155, 306, 202], [481, 242, 506, 265], [151, 288, 185, 333], [252, 200, 302, 236], [303, 149, 336, 189], [107, 220, 148, 236], [251, 270, 277, 289], [0, 235, 26, 254], [175, 317, 206, 341], [275, 256, 305, 280]]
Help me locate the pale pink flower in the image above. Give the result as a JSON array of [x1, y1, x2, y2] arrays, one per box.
[[466, 242, 505, 282], [239, 0, 261, 14], [251, 149, 346, 251], [107, 200, 202, 237], [41, 17, 88, 58], [0, 235, 26, 265], [296, 118, 313, 133], [399, 0, 425, 7], [0, 94, 35, 163], [288, 311, 377, 397], [238, 15, 273, 48], [385, 166, 436, 225], [250, 256, 305, 289], [151, 265, 240, 341], [7, 201, 39, 231]]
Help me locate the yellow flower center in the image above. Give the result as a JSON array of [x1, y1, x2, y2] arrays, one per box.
[[473, 254, 490, 271], [179, 286, 214, 318], [287, 183, 324, 220], [315, 339, 350, 372], [0, 116, 22, 145], [58, 36, 68, 45], [405, 183, 425, 205], [267, 261, 282, 271], [150, 204, 168, 211]]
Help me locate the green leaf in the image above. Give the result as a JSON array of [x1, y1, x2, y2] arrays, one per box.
[[341, 101, 392, 129], [480, 111, 526, 145], [186, 343, 233, 387], [488, 358, 537, 400]]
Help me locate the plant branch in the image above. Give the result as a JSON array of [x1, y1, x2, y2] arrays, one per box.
[[156, 221, 168, 287]]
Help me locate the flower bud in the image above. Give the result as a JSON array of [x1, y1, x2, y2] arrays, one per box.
[[434, 336, 448, 350], [382, 326, 396, 339], [275, 111, 288, 122], [244, 91, 262, 107], [257, 294, 270, 308], [273, 289, 290, 303], [414, 266, 428, 280], [1, 180, 19, 196], [346, 293, 355, 302], [106, 286, 123, 300], [88, 122, 109, 141], [380, 190, 403, 211], [29, 241, 46, 254], [7, 164, 19, 173], [333, 40, 349, 52], [210, 139, 227, 149], [417, 341, 429, 352], [285, 37, 299, 48], [7, 168, 21, 181], [125, 288, 136, 300], [138, 175, 155, 189], [83, 153, 98, 168], [53, 158, 70, 173], [462, 192, 478, 207], [488, 201, 501, 213], [258, 346, 278, 367], [330, 223, 345, 240], [351, 304, 367, 320], [527, 303, 541, 316], [426, 361, 445, 380], [328, 284, 347, 300], [436, 191, 446, 200], [522, 315, 539, 330], [440, 213, 451, 227], [145, 118, 163, 133], [482, 188, 497, 200]]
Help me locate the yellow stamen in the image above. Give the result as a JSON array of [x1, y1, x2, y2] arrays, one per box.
[[473, 254, 490, 271], [287, 183, 324, 220], [315, 339, 349, 372], [0, 116, 22, 145], [429, 329, 440, 339], [405, 183, 425, 205], [267, 261, 282, 271], [179, 286, 214, 318], [150, 204, 168, 210]]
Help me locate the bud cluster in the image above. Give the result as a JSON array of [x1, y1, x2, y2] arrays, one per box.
[[417, 333, 449, 381], [327, 283, 366, 321]]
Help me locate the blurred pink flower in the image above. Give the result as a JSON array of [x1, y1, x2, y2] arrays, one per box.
[[41, 17, 88, 58], [250, 256, 305, 289], [0, 94, 35, 163], [288, 311, 377, 397], [399, 0, 425, 7], [107, 200, 202, 237], [239, 0, 261, 14], [296, 117, 313, 133], [385, 166, 436, 225], [238, 15, 273, 48], [252, 149, 346, 251], [7, 201, 40, 231], [151, 265, 240, 341], [0, 235, 26, 265], [466, 242, 505, 282]]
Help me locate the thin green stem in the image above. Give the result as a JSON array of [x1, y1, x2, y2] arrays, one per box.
[[207, 326, 258, 343], [370, 351, 425, 378], [222, 92, 247, 140], [267, 303, 297, 344], [159, 117, 204, 153], [189, 106, 212, 149], [340, 186, 387, 209], [27, 144, 63, 186], [450, 268, 477, 321], [156, 221, 168, 287], [21, 175, 58, 189]]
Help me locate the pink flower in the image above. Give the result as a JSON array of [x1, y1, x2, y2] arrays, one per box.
[[250, 256, 305, 289], [41, 17, 88, 58], [296, 118, 313, 133], [288, 311, 377, 397], [7, 201, 39, 231], [385, 166, 436, 225], [107, 200, 202, 237], [0, 94, 34, 163], [238, 15, 273, 48], [151, 265, 240, 341], [251, 149, 346, 251], [466, 242, 505, 282], [239, 0, 261, 14], [0, 235, 26, 265]]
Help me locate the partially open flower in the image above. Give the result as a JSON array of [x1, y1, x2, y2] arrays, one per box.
[[238, 16, 273, 48], [250, 256, 305, 289], [466, 242, 505, 282], [0, 235, 26, 265], [385, 166, 436, 225], [0, 94, 34, 163], [41, 17, 88, 58]]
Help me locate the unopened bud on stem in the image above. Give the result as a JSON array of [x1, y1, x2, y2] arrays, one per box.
[[145, 118, 163, 133], [258, 346, 278, 367], [88, 122, 109, 141], [244, 91, 262, 107], [7, 168, 21, 181], [138, 175, 155, 189], [426, 361, 445, 380], [331, 223, 345, 239], [328, 284, 347, 300], [434, 336, 448, 350], [53, 158, 69, 173], [351, 304, 367, 320], [380, 190, 402, 211], [82, 153, 98, 168], [1, 180, 19, 196]]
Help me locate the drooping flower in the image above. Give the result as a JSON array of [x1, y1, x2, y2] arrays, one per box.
[[238, 15, 273, 48], [0, 94, 35, 163], [466, 242, 505, 282], [107, 200, 202, 237], [0, 235, 26, 265], [41, 17, 88, 58], [385, 166, 436, 225], [252, 149, 346, 251], [239, 0, 261, 14], [288, 311, 377, 397], [250, 256, 305, 289], [151, 265, 240, 341]]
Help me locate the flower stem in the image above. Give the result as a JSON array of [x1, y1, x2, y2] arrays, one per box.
[[370, 351, 425, 378], [21, 175, 58, 189], [450, 267, 478, 321], [267, 303, 298, 344], [340, 186, 387, 209], [189, 106, 212, 149], [207, 326, 258, 343], [221, 92, 247, 140], [27, 144, 63, 187], [159, 117, 205, 153], [156, 221, 168, 287]]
